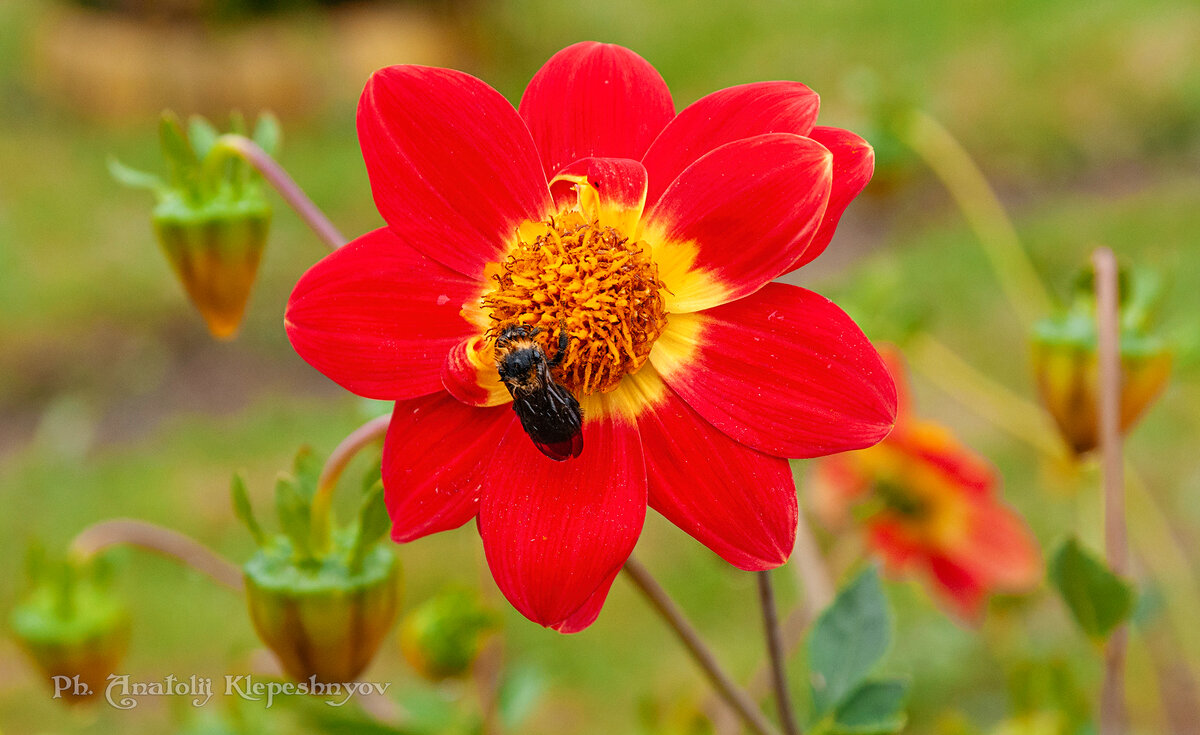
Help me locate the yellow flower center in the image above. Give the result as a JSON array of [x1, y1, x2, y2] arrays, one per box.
[[482, 210, 667, 395]]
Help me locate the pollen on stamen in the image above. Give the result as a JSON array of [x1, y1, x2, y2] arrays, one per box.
[[482, 210, 668, 395]]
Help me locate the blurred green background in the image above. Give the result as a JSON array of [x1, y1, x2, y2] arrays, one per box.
[[1, 0, 1198, 733]]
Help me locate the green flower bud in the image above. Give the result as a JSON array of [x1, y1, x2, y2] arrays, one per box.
[[398, 590, 500, 681], [110, 112, 281, 340], [244, 540, 399, 684], [1032, 267, 1171, 455], [234, 449, 400, 684], [9, 550, 130, 704]]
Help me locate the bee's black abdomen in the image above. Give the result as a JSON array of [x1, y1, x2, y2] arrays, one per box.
[[512, 376, 583, 462], [494, 325, 584, 461]]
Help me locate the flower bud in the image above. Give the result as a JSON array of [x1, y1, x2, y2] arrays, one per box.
[[398, 590, 500, 681], [234, 450, 401, 684], [244, 544, 399, 684], [1032, 268, 1171, 455], [9, 551, 130, 704], [110, 112, 281, 340]]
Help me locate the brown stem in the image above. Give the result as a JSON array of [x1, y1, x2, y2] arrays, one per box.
[[758, 572, 801, 735], [212, 135, 347, 251], [310, 414, 391, 553], [710, 509, 835, 734], [1093, 246, 1127, 735], [69, 518, 242, 592], [622, 556, 783, 735]]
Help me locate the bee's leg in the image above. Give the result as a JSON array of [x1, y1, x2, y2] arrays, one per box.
[[547, 322, 570, 368]]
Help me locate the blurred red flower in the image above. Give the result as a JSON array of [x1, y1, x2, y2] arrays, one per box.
[[286, 42, 896, 631], [813, 350, 1041, 619]]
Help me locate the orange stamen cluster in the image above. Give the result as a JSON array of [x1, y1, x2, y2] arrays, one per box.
[[483, 211, 667, 395]]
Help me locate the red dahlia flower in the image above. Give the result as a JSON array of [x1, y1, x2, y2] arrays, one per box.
[[286, 42, 897, 632], [812, 350, 1040, 619]]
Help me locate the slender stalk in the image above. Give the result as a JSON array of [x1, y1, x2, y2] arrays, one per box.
[[622, 556, 782, 735], [310, 414, 391, 553], [68, 518, 243, 592], [758, 572, 801, 735], [907, 332, 1067, 460], [1093, 246, 1127, 735], [900, 111, 1053, 328], [709, 509, 836, 733], [210, 134, 347, 251]]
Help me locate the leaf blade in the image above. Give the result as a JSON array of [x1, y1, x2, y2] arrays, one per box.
[[808, 566, 892, 718]]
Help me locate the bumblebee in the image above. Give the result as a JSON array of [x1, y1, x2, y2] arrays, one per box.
[[494, 324, 583, 461]]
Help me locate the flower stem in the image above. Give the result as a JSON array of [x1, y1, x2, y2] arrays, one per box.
[[622, 555, 783, 735], [68, 518, 242, 592], [1093, 246, 1128, 735], [210, 134, 347, 251], [907, 332, 1066, 460], [710, 509, 834, 734], [309, 414, 391, 554], [899, 111, 1053, 328], [758, 571, 801, 735]]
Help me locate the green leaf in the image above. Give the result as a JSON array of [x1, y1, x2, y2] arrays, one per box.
[[107, 156, 165, 192], [159, 111, 200, 195], [832, 679, 909, 734], [187, 116, 220, 161], [231, 473, 266, 547], [292, 446, 321, 500], [809, 566, 892, 718], [274, 474, 313, 561], [228, 109, 247, 136], [349, 481, 390, 572], [499, 664, 545, 730], [252, 112, 282, 156], [226, 110, 249, 193], [1049, 537, 1134, 640]]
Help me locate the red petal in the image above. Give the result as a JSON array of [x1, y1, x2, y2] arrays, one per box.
[[359, 65, 553, 279], [519, 42, 675, 180], [640, 381, 797, 570], [478, 416, 646, 629], [889, 420, 996, 497], [651, 283, 897, 458], [641, 81, 820, 207], [443, 336, 510, 407], [549, 157, 648, 236], [382, 393, 512, 542], [787, 126, 875, 270], [643, 133, 832, 313], [958, 498, 1041, 590], [286, 228, 475, 400], [927, 554, 989, 621], [550, 569, 620, 634]]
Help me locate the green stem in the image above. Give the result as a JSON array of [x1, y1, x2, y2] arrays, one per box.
[[68, 518, 243, 593], [309, 415, 391, 555], [207, 134, 347, 251], [899, 111, 1054, 328], [907, 332, 1067, 459]]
